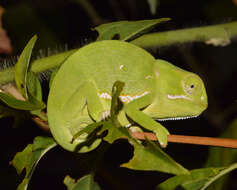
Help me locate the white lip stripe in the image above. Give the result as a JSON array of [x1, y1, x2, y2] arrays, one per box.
[[157, 115, 198, 121], [167, 94, 191, 100]]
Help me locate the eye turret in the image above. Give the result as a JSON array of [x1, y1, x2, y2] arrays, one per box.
[[182, 75, 202, 96]]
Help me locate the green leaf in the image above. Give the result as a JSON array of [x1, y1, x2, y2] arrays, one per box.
[[0, 102, 28, 127], [205, 119, 237, 190], [0, 92, 45, 110], [14, 35, 37, 98], [122, 140, 189, 175], [27, 71, 47, 119], [99, 81, 133, 144], [0, 102, 19, 119], [27, 72, 42, 101], [12, 136, 57, 190], [95, 18, 170, 41], [157, 163, 237, 190], [12, 144, 33, 175], [64, 174, 101, 190], [49, 68, 59, 89], [101, 121, 132, 144], [110, 81, 124, 122], [0, 35, 46, 111], [72, 121, 104, 143]]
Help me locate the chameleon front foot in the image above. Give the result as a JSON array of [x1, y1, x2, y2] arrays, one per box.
[[153, 127, 170, 148]]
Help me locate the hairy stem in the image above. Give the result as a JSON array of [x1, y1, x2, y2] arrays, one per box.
[[29, 116, 237, 149], [0, 49, 76, 85], [131, 21, 237, 48], [1, 21, 237, 85], [132, 132, 237, 149]]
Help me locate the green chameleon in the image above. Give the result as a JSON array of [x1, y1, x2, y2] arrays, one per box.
[[47, 40, 208, 152]]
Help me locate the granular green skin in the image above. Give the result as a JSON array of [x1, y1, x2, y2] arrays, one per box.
[[47, 40, 207, 152]]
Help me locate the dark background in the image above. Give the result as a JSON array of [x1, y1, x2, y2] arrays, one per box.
[[1, 0, 237, 189]]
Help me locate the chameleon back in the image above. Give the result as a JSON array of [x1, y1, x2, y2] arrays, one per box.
[[63, 40, 156, 95]]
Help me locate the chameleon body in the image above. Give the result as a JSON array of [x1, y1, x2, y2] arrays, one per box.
[[47, 40, 208, 152]]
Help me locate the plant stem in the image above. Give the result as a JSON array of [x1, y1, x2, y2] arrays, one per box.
[[0, 49, 76, 85], [1, 21, 237, 85], [132, 132, 237, 149], [200, 163, 237, 190], [31, 116, 237, 149], [131, 21, 237, 48]]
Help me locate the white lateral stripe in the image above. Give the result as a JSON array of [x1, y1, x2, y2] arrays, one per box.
[[145, 75, 152, 79], [99, 92, 112, 100], [167, 94, 191, 100], [98, 91, 149, 103]]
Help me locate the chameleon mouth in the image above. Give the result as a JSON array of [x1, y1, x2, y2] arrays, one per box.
[[156, 115, 199, 121]]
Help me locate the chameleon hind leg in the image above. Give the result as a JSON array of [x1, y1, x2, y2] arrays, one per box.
[[62, 80, 106, 152], [124, 94, 169, 147], [83, 81, 106, 122], [63, 81, 105, 139]]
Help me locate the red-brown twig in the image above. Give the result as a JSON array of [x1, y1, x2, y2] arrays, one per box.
[[131, 132, 237, 149], [32, 116, 237, 149]]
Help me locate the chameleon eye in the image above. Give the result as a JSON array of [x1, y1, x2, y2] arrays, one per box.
[[182, 75, 201, 96]]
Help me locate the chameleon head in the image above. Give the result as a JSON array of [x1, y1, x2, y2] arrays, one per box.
[[151, 59, 208, 120]]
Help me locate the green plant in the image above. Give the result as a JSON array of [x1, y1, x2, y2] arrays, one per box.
[[1, 18, 237, 190]]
